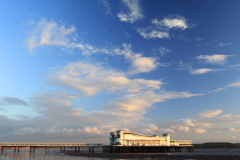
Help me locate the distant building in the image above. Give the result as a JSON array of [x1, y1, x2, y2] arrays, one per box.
[[109, 130, 192, 146]]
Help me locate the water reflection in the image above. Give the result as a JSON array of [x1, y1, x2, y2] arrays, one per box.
[[1, 149, 240, 160], [0, 149, 82, 160]]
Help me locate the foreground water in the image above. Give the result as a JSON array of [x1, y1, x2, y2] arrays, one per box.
[[1, 148, 240, 160]]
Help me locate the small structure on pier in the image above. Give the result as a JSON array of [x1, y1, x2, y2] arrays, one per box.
[[109, 130, 192, 146]]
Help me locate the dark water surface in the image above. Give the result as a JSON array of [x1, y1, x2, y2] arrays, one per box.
[[1, 149, 240, 160]]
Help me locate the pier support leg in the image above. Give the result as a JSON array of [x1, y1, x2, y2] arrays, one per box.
[[75, 147, 76, 153]]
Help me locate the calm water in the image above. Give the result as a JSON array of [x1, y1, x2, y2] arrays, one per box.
[[1, 148, 240, 160]]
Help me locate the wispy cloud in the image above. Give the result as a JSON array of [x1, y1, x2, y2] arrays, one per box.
[[198, 109, 222, 118], [49, 61, 162, 96], [137, 28, 170, 39], [104, 91, 203, 114], [196, 54, 233, 65], [117, 0, 144, 23], [177, 61, 192, 70], [219, 42, 232, 47], [158, 47, 171, 56], [25, 20, 158, 75], [151, 16, 188, 30], [229, 64, 240, 67], [82, 43, 159, 75], [100, 0, 114, 17], [137, 16, 191, 39], [25, 19, 90, 54], [190, 68, 223, 75], [208, 88, 227, 93], [227, 79, 240, 87]]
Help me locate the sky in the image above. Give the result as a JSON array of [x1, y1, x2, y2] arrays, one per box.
[[0, 0, 240, 144]]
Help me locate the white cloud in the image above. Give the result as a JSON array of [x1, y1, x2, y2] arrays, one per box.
[[184, 119, 195, 127], [190, 68, 222, 75], [219, 42, 232, 47], [83, 126, 101, 134], [229, 128, 240, 131], [25, 19, 88, 54], [83, 44, 159, 75], [137, 15, 190, 39], [25, 20, 158, 75], [196, 54, 233, 65], [49, 61, 162, 96], [227, 79, 240, 87], [208, 88, 227, 93], [130, 56, 158, 74], [195, 128, 207, 134], [104, 91, 203, 114], [137, 28, 170, 39], [152, 17, 188, 30], [198, 109, 222, 118], [117, 0, 144, 23]]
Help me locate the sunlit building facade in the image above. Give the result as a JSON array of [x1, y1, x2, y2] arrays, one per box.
[[110, 130, 192, 146]]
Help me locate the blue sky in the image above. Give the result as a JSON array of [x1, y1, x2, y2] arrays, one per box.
[[0, 0, 240, 143]]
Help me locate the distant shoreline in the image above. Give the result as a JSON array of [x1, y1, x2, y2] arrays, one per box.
[[194, 142, 240, 149], [66, 152, 240, 159]]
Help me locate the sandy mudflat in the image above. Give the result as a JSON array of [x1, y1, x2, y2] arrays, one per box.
[[66, 152, 240, 159]]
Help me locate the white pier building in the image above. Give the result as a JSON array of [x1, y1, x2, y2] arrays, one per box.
[[110, 130, 192, 146]]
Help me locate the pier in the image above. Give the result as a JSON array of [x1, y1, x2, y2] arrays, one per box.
[[0, 142, 193, 153], [0, 143, 102, 153]]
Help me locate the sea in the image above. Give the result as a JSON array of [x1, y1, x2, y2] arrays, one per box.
[[1, 148, 240, 160]]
